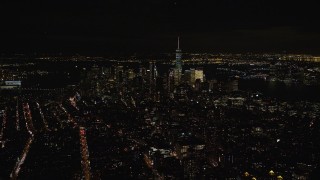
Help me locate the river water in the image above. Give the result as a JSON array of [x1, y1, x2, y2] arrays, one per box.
[[239, 79, 320, 102]]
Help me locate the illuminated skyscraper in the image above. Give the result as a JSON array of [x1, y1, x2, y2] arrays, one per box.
[[194, 68, 204, 82], [174, 37, 182, 85], [149, 61, 157, 93], [175, 37, 182, 71], [168, 69, 175, 94]]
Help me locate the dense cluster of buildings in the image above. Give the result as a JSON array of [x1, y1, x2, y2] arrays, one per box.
[[0, 42, 320, 179]]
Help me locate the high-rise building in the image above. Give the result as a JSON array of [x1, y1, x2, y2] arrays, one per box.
[[186, 68, 204, 87], [195, 79, 201, 91], [194, 68, 204, 82], [190, 68, 196, 85], [168, 69, 175, 94], [149, 61, 154, 83], [149, 61, 158, 82], [149, 61, 157, 93], [127, 69, 135, 80], [139, 66, 146, 77], [183, 70, 191, 85], [174, 69, 181, 86], [175, 37, 182, 71], [153, 63, 158, 80], [174, 37, 183, 85], [115, 65, 124, 83]]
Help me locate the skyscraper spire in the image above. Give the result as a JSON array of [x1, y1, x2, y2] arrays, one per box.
[[177, 36, 180, 50]]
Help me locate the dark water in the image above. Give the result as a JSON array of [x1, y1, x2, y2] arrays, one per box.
[[239, 79, 320, 101]]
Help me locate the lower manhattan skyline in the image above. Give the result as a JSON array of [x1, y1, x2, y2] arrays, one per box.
[[1, 1, 320, 180]]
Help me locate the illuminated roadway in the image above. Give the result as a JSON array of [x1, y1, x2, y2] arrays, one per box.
[[0, 109, 7, 148], [16, 98, 20, 131], [11, 100, 91, 179], [79, 126, 91, 180], [10, 137, 34, 180], [0, 109, 7, 140], [23, 103, 36, 135], [60, 104, 78, 128], [10, 103, 35, 179], [143, 153, 164, 180], [61, 102, 91, 179], [36, 102, 49, 131]]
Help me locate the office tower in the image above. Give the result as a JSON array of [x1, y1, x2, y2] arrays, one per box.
[[187, 68, 204, 87], [115, 65, 124, 83], [168, 69, 175, 94], [139, 66, 146, 77], [149, 61, 157, 93], [154, 63, 158, 80], [174, 37, 183, 85], [194, 68, 204, 82], [149, 61, 158, 83], [183, 70, 191, 85], [190, 68, 196, 85], [195, 79, 201, 92], [149, 61, 153, 83], [127, 69, 135, 80], [175, 37, 182, 71]]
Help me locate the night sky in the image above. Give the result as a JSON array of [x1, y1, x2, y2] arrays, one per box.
[[1, 0, 319, 55]]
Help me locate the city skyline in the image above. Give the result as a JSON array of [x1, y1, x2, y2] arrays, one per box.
[[1, 39, 320, 179], [1, 1, 320, 179]]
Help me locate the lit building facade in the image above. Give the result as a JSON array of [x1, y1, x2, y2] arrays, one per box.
[[174, 37, 183, 85]]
